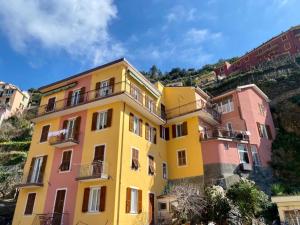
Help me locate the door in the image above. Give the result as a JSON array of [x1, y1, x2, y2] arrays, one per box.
[[100, 80, 110, 97], [53, 189, 66, 225], [71, 90, 81, 106], [149, 193, 155, 225], [46, 97, 56, 112], [66, 119, 75, 140], [30, 157, 43, 183], [93, 146, 105, 176]]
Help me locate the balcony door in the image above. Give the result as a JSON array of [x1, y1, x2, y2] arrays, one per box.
[[71, 90, 81, 106], [66, 119, 75, 140], [92, 145, 105, 176], [30, 157, 43, 183], [53, 189, 66, 225], [149, 193, 155, 225], [100, 80, 111, 97]]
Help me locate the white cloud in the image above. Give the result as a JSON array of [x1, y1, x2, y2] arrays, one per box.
[[166, 5, 197, 23], [0, 0, 125, 65], [185, 28, 222, 43]]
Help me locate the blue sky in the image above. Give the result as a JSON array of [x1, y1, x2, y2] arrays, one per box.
[[0, 0, 299, 90]]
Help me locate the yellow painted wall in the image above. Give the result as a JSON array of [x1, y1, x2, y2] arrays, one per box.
[[166, 116, 204, 180], [117, 104, 168, 225], [12, 118, 60, 225]]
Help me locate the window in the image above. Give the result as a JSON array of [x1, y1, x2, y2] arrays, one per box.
[[172, 122, 188, 138], [24, 193, 36, 215], [224, 142, 229, 150], [129, 113, 142, 136], [30, 156, 44, 183], [91, 109, 112, 131], [133, 116, 140, 135], [71, 89, 81, 106], [251, 145, 261, 166], [60, 150, 72, 172], [89, 187, 101, 212], [258, 103, 266, 116], [177, 150, 187, 166], [130, 188, 138, 213], [237, 144, 249, 164], [82, 186, 106, 213], [66, 119, 76, 139], [145, 95, 154, 112], [5, 98, 9, 104], [40, 125, 50, 143], [257, 122, 272, 139], [226, 122, 233, 136], [162, 163, 167, 179], [99, 80, 111, 97], [160, 126, 169, 140], [217, 98, 234, 114], [22, 96, 27, 102], [131, 148, 139, 170], [19, 103, 24, 109], [148, 155, 155, 176], [46, 97, 56, 112], [282, 35, 287, 41], [130, 83, 142, 103], [145, 123, 156, 144], [159, 202, 167, 211]]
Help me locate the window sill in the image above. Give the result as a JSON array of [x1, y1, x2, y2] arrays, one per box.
[[95, 127, 109, 133], [59, 169, 71, 174]]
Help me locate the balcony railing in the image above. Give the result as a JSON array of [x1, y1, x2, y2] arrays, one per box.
[[48, 130, 80, 148], [32, 213, 69, 225], [31, 80, 164, 121], [200, 128, 250, 141], [165, 99, 221, 122], [76, 161, 109, 181], [16, 171, 43, 188]]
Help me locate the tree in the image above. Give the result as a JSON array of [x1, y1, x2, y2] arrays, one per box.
[[0, 166, 22, 199], [226, 178, 270, 225], [170, 183, 206, 224]]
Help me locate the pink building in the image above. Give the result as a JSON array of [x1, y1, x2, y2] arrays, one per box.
[[215, 25, 300, 77], [200, 84, 275, 187]]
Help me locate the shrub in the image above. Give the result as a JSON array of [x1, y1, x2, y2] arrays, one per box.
[[0, 141, 31, 152]]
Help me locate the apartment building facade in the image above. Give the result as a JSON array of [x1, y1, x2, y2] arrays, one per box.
[[214, 25, 300, 77], [0, 81, 30, 125], [12, 58, 275, 225]]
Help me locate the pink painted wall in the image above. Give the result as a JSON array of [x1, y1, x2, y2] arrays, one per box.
[[43, 76, 91, 224], [237, 88, 275, 166], [203, 87, 275, 167]]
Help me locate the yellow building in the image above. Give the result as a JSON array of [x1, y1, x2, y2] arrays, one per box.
[[272, 195, 300, 224], [12, 58, 221, 225]]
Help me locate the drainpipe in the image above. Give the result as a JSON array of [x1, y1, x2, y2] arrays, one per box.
[[116, 71, 127, 225]]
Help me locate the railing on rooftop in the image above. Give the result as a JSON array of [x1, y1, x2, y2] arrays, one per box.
[[165, 99, 221, 122], [31, 80, 165, 120], [200, 128, 249, 141], [32, 213, 69, 225]]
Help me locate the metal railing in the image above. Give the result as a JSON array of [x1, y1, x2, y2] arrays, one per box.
[[200, 128, 249, 141], [32, 213, 69, 225], [31, 80, 164, 120], [17, 170, 43, 187], [48, 131, 80, 146], [76, 161, 109, 180], [165, 99, 221, 122]]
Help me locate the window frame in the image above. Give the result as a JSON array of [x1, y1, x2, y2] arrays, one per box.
[[148, 155, 155, 176], [175, 123, 183, 137], [260, 124, 268, 139], [59, 149, 73, 173], [71, 89, 81, 106], [99, 79, 112, 97], [130, 188, 139, 214], [217, 98, 234, 114], [24, 192, 36, 216], [158, 202, 167, 211], [237, 144, 250, 164], [131, 147, 140, 171], [177, 149, 187, 167], [251, 145, 261, 167], [30, 156, 44, 183], [162, 162, 168, 179], [40, 124, 50, 143], [88, 186, 101, 213], [133, 116, 140, 135], [96, 110, 108, 130]]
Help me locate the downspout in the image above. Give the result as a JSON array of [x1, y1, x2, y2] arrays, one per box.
[[116, 71, 127, 225]]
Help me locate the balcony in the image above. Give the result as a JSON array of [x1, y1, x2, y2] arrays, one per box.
[[166, 100, 221, 125], [76, 161, 109, 182], [200, 128, 250, 142], [32, 213, 69, 225], [48, 130, 80, 148], [16, 171, 43, 188], [31, 80, 165, 124]]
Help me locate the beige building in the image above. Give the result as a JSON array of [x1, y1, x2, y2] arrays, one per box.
[[0, 81, 30, 124], [272, 195, 300, 224]]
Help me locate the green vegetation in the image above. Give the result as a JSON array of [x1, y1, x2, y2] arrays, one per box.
[[170, 179, 277, 225]]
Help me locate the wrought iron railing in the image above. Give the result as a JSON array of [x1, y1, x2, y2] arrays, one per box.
[[48, 131, 80, 146], [76, 161, 109, 181], [31, 80, 164, 120], [200, 128, 249, 141], [32, 213, 69, 225], [17, 170, 43, 187]]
